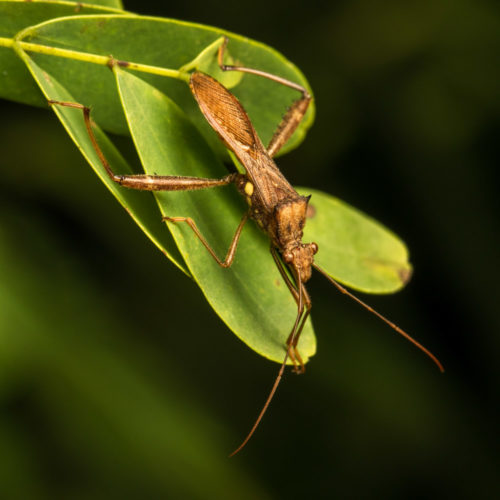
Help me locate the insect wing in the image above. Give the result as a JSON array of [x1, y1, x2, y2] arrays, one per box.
[[190, 72, 297, 207], [190, 72, 263, 159]]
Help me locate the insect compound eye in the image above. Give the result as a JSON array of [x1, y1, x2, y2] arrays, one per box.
[[311, 242, 319, 254], [283, 251, 294, 263]]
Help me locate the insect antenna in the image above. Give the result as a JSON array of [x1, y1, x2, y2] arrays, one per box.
[[229, 276, 305, 457], [313, 264, 444, 372]]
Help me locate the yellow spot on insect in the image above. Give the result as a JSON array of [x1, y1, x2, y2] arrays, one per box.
[[246, 197, 252, 206], [244, 182, 254, 196]]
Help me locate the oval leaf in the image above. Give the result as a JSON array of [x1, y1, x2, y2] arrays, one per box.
[[298, 187, 412, 293]]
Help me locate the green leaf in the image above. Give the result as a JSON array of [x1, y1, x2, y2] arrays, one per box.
[[115, 68, 316, 364], [0, 0, 121, 37], [0, 0, 124, 106], [13, 14, 313, 156], [299, 188, 412, 293], [16, 48, 188, 275], [178, 36, 244, 89]]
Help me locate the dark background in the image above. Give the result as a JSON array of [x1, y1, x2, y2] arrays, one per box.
[[1, 0, 498, 498]]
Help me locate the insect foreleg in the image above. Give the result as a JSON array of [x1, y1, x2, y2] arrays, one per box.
[[271, 247, 312, 373]]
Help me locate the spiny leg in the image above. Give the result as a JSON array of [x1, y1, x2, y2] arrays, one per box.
[[48, 100, 239, 192], [164, 211, 249, 268], [217, 37, 312, 158]]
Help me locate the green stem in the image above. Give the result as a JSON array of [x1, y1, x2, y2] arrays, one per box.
[[0, 37, 13, 48], [0, 36, 189, 82]]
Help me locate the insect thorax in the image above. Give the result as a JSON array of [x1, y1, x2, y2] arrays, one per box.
[[235, 176, 316, 281], [272, 197, 317, 283], [273, 197, 308, 247]]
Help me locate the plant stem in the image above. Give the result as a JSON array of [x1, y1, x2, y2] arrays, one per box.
[[0, 36, 189, 82]]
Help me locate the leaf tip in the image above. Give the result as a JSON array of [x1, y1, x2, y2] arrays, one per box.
[[398, 265, 413, 286]]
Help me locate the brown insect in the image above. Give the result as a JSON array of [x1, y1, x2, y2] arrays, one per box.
[[49, 37, 443, 456]]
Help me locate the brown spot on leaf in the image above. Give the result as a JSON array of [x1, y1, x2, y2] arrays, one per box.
[[399, 267, 413, 285], [74, 2, 82, 12], [117, 60, 130, 68]]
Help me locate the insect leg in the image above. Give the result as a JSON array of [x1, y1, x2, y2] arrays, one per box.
[[271, 247, 300, 303], [271, 247, 312, 373], [283, 283, 311, 374], [288, 284, 312, 373], [48, 100, 238, 191], [230, 253, 307, 456], [164, 211, 249, 268], [217, 37, 312, 158]]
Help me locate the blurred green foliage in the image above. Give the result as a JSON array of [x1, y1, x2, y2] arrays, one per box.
[[0, 0, 498, 498]]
